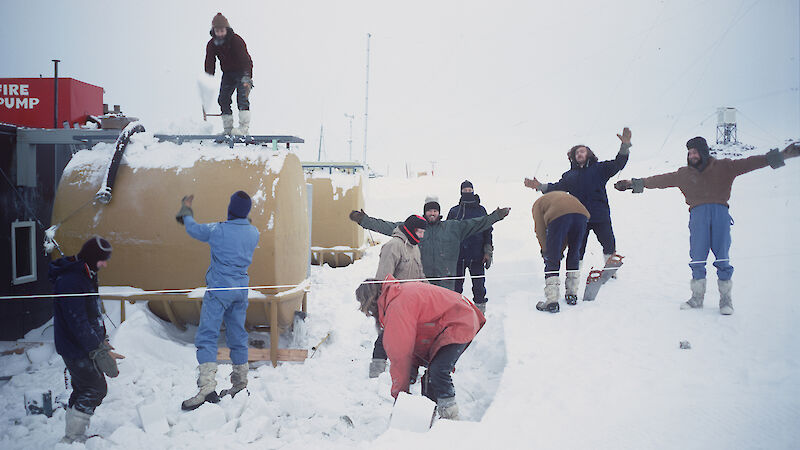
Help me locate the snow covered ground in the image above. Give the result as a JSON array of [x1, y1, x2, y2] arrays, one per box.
[[1, 143, 799, 449]]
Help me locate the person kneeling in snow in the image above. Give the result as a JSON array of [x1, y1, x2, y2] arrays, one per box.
[[176, 191, 260, 410], [532, 192, 591, 313], [355, 276, 486, 420], [51, 236, 124, 443], [615, 138, 799, 315], [369, 214, 428, 378]]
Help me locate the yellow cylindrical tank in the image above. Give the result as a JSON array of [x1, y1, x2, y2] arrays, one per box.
[[305, 170, 366, 267], [51, 143, 309, 333]]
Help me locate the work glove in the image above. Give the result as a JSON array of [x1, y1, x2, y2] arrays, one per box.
[[483, 243, 494, 269], [615, 179, 644, 193], [614, 180, 632, 191], [493, 207, 511, 219], [616, 127, 632, 145], [523, 177, 541, 190], [349, 209, 366, 223], [176, 195, 194, 224], [89, 341, 124, 378], [409, 365, 420, 384]]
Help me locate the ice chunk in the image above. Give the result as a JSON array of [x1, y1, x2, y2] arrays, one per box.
[[388, 392, 436, 433], [137, 401, 170, 435], [188, 403, 227, 432], [25, 343, 54, 366]]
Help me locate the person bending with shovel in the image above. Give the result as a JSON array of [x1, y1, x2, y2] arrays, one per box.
[[355, 276, 485, 420]]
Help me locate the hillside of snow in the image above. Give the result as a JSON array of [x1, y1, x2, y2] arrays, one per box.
[[1, 143, 798, 449]]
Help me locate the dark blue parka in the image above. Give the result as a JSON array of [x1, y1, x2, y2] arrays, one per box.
[[50, 257, 106, 360], [541, 143, 630, 223], [446, 194, 492, 261]]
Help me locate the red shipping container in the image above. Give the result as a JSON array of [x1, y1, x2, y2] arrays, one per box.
[[0, 78, 103, 129]]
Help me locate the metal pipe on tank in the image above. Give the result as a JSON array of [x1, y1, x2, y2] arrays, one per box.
[[52, 59, 60, 129]]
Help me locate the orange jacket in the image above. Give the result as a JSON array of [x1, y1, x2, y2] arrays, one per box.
[[377, 275, 486, 398]]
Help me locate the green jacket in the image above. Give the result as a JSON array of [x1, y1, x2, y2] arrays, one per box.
[[359, 210, 503, 290]]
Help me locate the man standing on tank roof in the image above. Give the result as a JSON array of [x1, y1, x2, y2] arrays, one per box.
[[205, 13, 254, 136]]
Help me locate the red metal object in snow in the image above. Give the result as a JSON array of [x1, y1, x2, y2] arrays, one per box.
[[0, 78, 103, 128]]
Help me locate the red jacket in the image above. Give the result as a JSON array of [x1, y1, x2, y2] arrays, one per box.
[[378, 276, 486, 398], [205, 29, 253, 77]]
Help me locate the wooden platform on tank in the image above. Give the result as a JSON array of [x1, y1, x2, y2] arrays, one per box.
[[101, 289, 309, 368]]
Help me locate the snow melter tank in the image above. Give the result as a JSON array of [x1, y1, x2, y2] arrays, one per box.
[[304, 164, 367, 267], [50, 132, 309, 341]]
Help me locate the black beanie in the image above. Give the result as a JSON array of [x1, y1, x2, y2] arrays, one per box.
[[460, 180, 473, 192], [423, 201, 440, 213], [228, 190, 252, 219], [401, 214, 427, 244], [77, 236, 112, 271]]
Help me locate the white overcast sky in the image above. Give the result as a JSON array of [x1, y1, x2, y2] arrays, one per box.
[[2, 0, 798, 176]]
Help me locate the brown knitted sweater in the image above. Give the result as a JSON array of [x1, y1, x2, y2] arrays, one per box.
[[642, 155, 769, 210], [532, 191, 590, 252]]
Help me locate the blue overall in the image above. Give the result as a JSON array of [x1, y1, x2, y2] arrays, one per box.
[[688, 203, 733, 281], [184, 216, 260, 365]]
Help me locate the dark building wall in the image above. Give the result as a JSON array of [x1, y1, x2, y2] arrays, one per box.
[[1, 128, 74, 340]]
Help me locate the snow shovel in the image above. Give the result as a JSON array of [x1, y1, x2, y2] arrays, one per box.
[[202, 105, 221, 122], [197, 73, 221, 122], [389, 392, 436, 432]]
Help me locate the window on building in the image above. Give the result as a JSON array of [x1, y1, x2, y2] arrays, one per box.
[[12, 220, 37, 285]]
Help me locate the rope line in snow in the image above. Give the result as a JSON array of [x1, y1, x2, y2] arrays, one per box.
[[2, 252, 796, 301]]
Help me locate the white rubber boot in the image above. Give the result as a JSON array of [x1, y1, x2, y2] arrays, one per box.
[[681, 278, 706, 310], [565, 271, 580, 305], [437, 396, 460, 420], [536, 277, 561, 313], [718, 279, 734, 315], [181, 362, 219, 411], [220, 363, 249, 398], [60, 407, 91, 444], [235, 110, 251, 136], [221, 114, 234, 135]]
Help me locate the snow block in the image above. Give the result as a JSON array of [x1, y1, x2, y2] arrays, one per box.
[[389, 392, 436, 433], [189, 402, 227, 432], [137, 401, 169, 435], [108, 425, 147, 445], [25, 343, 54, 366]]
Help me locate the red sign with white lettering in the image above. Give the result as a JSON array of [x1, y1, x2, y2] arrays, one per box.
[[0, 78, 103, 129]]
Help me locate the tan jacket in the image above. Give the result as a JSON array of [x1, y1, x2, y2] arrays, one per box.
[[375, 228, 426, 281], [642, 155, 769, 210], [532, 192, 590, 252]]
